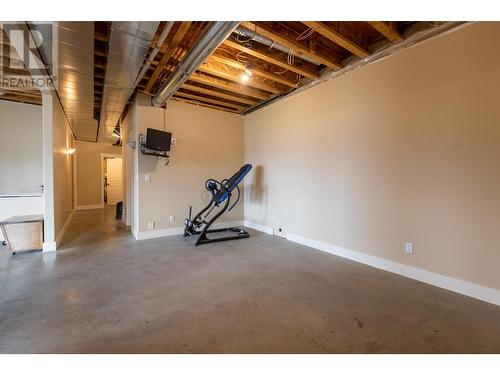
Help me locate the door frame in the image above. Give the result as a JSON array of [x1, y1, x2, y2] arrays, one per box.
[[100, 153, 122, 206]]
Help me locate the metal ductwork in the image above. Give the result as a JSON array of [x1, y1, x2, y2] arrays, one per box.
[[55, 22, 97, 141], [25, 22, 97, 141], [133, 21, 174, 89], [151, 21, 239, 107], [99, 21, 159, 143], [234, 26, 320, 65]]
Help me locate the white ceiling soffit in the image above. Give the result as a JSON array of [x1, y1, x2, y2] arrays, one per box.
[[99, 21, 159, 144], [56, 22, 96, 142], [29, 22, 96, 141]]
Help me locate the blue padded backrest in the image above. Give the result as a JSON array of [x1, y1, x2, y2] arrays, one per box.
[[213, 164, 252, 203]]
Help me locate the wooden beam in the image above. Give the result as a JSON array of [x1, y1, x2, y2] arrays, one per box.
[[171, 96, 240, 114], [0, 87, 41, 97], [210, 54, 298, 88], [240, 22, 342, 70], [198, 59, 282, 94], [94, 32, 108, 42], [368, 21, 402, 43], [94, 49, 107, 57], [181, 83, 258, 106], [175, 91, 248, 111], [144, 21, 192, 92], [223, 39, 320, 79], [0, 93, 42, 104], [188, 71, 270, 101], [94, 61, 106, 69], [302, 22, 369, 58]]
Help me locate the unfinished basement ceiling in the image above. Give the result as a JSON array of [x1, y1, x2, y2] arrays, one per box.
[[98, 21, 158, 144], [54, 22, 96, 142], [1, 21, 460, 143], [0, 28, 42, 105], [136, 21, 450, 114]]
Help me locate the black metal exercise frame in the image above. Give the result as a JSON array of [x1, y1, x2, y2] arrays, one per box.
[[184, 165, 252, 246]]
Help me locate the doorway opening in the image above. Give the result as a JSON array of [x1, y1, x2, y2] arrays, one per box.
[[101, 154, 122, 207]]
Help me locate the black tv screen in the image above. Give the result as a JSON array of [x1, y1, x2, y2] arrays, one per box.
[[146, 128, 172, 152]]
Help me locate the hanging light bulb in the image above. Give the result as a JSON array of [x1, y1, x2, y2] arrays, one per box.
[[241, 68, 252, 83]]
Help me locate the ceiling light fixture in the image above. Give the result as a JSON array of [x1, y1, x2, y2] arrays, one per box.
[[66, 148, 76, 155], [241, 67, 253, 82]]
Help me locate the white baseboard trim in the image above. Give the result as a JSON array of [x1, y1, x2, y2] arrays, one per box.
[[43, 241, 56, 252], [136, 220, 245, 241], [55, 211, 73, 247], [243, 220, 273, 235], [76, 204, 104, 210], [286, 232, 500, 307], [137, 227, 184, 240]]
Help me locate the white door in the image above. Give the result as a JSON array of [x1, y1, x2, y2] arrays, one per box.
[[106, 158, 122, 205]]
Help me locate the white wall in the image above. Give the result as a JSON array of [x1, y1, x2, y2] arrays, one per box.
[[42, 93, 75, 250], [0, 101, 43, 194], [244, 22, 500, 292], [122, 101, 138, 231]]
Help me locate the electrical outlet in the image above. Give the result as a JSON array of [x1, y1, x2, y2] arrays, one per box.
[[405, 242, 414, 254], [148, 221, 155, 229], [169, 215, 175, 222], [145, 174, 151, 182]]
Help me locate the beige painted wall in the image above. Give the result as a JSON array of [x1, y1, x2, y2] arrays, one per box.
[[127, 98, 244, 233], [244, 22, 500, 290], [0, 101, 43, 194], [50, 94, 75, 244], [75, 141, 122, 207], [122, 102, 138, 231]]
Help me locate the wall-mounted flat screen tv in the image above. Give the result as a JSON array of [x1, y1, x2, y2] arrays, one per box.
[[146, 128, 172, 152]]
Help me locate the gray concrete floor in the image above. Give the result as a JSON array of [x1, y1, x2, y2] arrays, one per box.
[[1, 207, 500, 353]]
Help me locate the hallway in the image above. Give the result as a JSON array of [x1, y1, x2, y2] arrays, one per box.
[[1, 208, 500, 353]]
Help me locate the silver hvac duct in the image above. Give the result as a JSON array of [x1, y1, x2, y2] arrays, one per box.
[[21, 22, 97, 141], [151, 21, 239, 107], [234, 26, 320, 65], [99, 21, 159, 143], [133, 21, 175, 89], [54, 22, 97, 141]]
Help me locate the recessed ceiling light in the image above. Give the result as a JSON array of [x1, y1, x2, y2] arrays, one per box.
[[241, 72, 250, 82]]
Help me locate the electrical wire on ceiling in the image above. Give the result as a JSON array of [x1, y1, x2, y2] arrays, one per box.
[[295, 73, 301, 86], [225, 25, 310, 83], [287, 48, 295, 65], [218, 48, 235, 57], [296, 27, 314, 41], [232, 27, 257, 43], [235, 51, 258, 63], [273, 67, 289, 75]]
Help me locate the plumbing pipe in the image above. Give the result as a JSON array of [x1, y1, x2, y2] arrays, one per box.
[[133, 21, 175, 88], [151, 21, 239, 107]]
